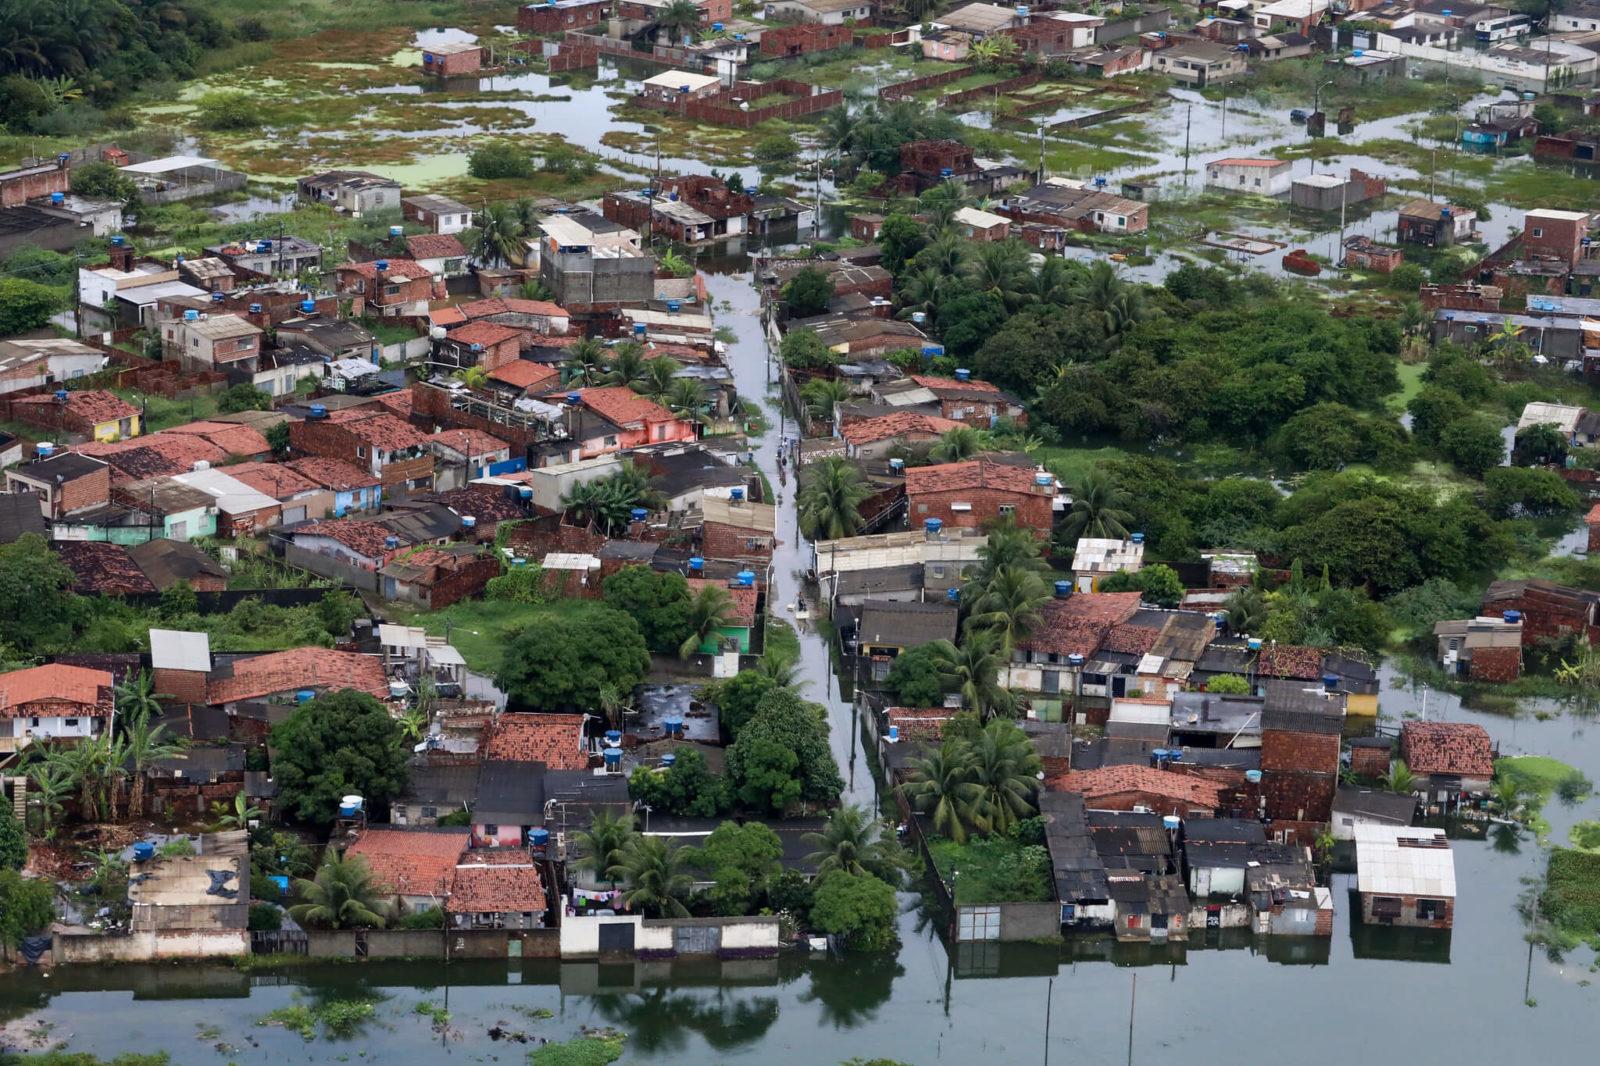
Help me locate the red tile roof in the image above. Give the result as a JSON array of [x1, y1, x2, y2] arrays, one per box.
[[1400, 721, 1494, 777], [340, 259, 434, 281], [570, 387, 675, 428], [686, 577, 760, 629], [207, 647, 390, 705], [430, 307, 468, 328], [489, 360, 561, 390], [886, 706, 952, 742], [448, 851, 548, 914], [294, 519, 400, 559], [0, 664, 113, 719], [374, 389, 413, 418], [15, 389, 139, 426], [485, 713, 590, 768], [323, 410, 431, 451], [406, 233, 468, 260], [1059, 765, 1224, 809], [460, 297, 570, 320], [55, 540, 157, 596], [431, 428, 510, 459], [225, 461, 324, 499], [1102, 624, 1161, 657], [1019, 593, 1142, 657], [905, 456, 1041, 496], [347, 828, 470, 898], [1588, 502, 1600, 525], [1257, 644, 1325, 680], [839, 411, 965, 446], [447, 322, 523, 349], [287, 456, 381, 491], [911, 374, 1001, 394], [77, 435, 226, 480], [160, 421, 269, 457]]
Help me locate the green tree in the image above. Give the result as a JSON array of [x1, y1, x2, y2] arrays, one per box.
[[3, 246, 75, 288], [563, 336, 605, 386], [967, 720, 1041, 835], [208, 791, 264, 832], [971, 305, 1104, 396], [636, 355, 682, 404], [71, 161, 140, 204], [468, 142, 535, 179], [930, 425, 982, 463], [1481, 466, 1581, 518], [679, 582, 739, 659], [1205, 673, 1252, 694], [695, 820, 783, 915], [879, 213, 927, 275], [1439, 415, 1505, 477], [883, 642, 952, 707], [781, 327, 839, 370], [1384, 761, 1415, 794], [470, 202, 525, 268], [732, 735, 803, 812], [810, 870, 898, 950], [496, 607, 651, 711], [802, 805, 900, 883], [0, 534, 75, 653], [0, 277, 60, 336], [317, 590, 363, 640], [802, 377, 852, 425], [614, 835, 695, 918], [1514, 421, 1570, 466], [655, 0, 705, 40], [901, 739, 982, 843], [1098, 563, 1185, 608], [0, 74, 51, 129], [0, 807, 26, 871], [1055, 468, 1134, 548], [783, 266, 836, 317], [484, 564, 550, 604], [196, 91, 257, 129], [1406, 385, 1470, 449], [602, 565, 692, 655], [0, 870, 55, 960], [704, 670, 783, 737], [753, 132, 800, 171], [964, 565, 1048, 658], [929, 631, 1013, 719], [288, 853, 392, 929], [573, 809, 636, 889], [798, 457, 871, 540], [727, 689, 843, 805], [269, 690, 409, 823], [629, 746, 729, 817], [266, 420, 291, 456]]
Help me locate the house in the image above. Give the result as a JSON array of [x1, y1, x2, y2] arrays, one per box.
[[206, 647, 390, 708], [1251, 0, 1329, 33], [764, 0, 875, 24], [696, 491, 777, 560], [488, 359, 561, 399], [602, 175, 754, 244], [297, 170, 402, 214], [55, 540, 157, 596], [1247, 31, 1313, 59], [518, 0, 609, 34], [935, 3, 1024, 37], [6, 451, 111, 519], [285, 457, 382, 515], [1087, 810, 1188, 941], [346, 826, 471, 913], [617, 0, 732, 29], [1069, 536, 1144, 594], [471, 759, 550, 848], [1059, 765, 1223, 817], [1399, 721, 1495, 798], [122, 830, 249, 957], [438, 322, 523, 374], [1067, 44, 1149, 79], [1332, 785, 1416, 841], [1522, 208, 1594, 270], [1040, 792, 1114, 928], [1182, 817, 1266, 897], [402, 194, 473, 235], [951, 206, 1011, 242], [287, 516, 424, 571], [922, 27, 977, 60], [1151, 40, 1249, 86], [853, 599, 959, 676], [0, 155, 69, 207], [1006, 591, 1143, 696], [640, 69, 724, 104], [0, 663, 114, 747], [1205, 158, 1293, 196], [0, 338, 107, 394], [275, 316, 378, 361], [378, 545, 499, 610], [290, 409, 436, 495], [1289, 168, 1386, 212], [998, 180, 1151, 236], [905, 457, 1054, 533], [839, 412, 965, 461], [562, 387, 696, 457], [1354, 824, 1455, 929], [1260, 691, 1345, 825], [1482, 578, 1600, 646], [392, 764, 479, 827], [205, 235, 324, 278], [429, 428, 514, 484], [1008, 13, 1105, 56], [1433, 614, 1523, 680], [107, 477, 218, 542], [421, 40, 483, 77], [1245, 847, 1330, 936], [685, 577, 760, 654], [1344, 235, 1404, 273], [537, 214, 656, 312], [1396, 199, 1477, 248], [335, 259, 437, 317], [148, 628, 213, 705], [407, 233, 470, 279], [485, 713, 592, 769], [11, 389, 141, 442], [165, 468, 280, 534], [454, 296, 572, 336], [225, 462, 336, 525], [0, 491, 45, 544], [448, 849, 549, 929]]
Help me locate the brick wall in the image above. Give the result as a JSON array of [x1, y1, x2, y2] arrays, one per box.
[[60, 466, 113, 517], [0, 162, 70, 208], [1260, 730, 1339, 773], [1469, 644, 1522, 681], [427, 554, 501, 610], [1349, 743, 1392, 778], [519, 2, 606, 33], [1086, 788, 1216, 816], [506, 513, 605, 558], [1524, 212, 1587, 268], [290, 418, 363, 466], [381, 454, 435, 491], [1485, 589, 1592, 646], [423, 48, 483, 77], [1261, 771, 1336, 823], [907, 487, 1052, 533], [151, 666, 206, 704], [700, 519, 773, 561]]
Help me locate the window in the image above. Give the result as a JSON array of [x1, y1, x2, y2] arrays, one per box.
[[65, 718, 78, 728], [1531, 228, 1542, 238], [484, 824, 499, 836], [1417, 898, 1445, 920], [1371, 895, 1403, 919], [1253, 178, 1262, 187], [239, 338, 252, 351], [998, 504, 1015, 516], [917, 504, 928, 514], [29, 717, 38, 727], [950, 502, 972, 512], [192, 338, 200, 347], [421, 805, 438, 820], [1125, 913, 1142, 929], [604, 435, 617, 446], [1238, 176, 1246, 186], [357, 446, 367, 458], [385, 284, 400, 296]]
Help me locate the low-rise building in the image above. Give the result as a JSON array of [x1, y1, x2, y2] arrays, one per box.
[[206, 647, 390, 708], [291, 409, 436, 496], [11, 389, 141, 443], [347, 827, 471, 913], [1396, 199, 1478, 248], [1205, 157, 1294, 196], [407, 233, 470, 279], [0, 663, 114, 748], [448, 849, 549, 930], [1331, 785, 1417, 841], [905, 457, 1054, 533], [335, 259, 437, 317], [1344, 235, 1404, 273], [518, 0, 609, 34], [162, 311, 264, 374], [999, 179, 1150, 236], [205, 235, 323, 278], [1289, 168, 1386, 211], [951, 205, 1012, 242], [764, 0, 875, 24], [297, 170, 402, 214], [1399, 721, 1496, 798], [1151, 39, 1249, 86], [0, 338, 108, 394], [1433, 613, 1523, 680], [1354, 824, 1455, 929], [6, 451, 111, 519], [401, 194, 473, 235], [1060, 765, 1223, 817], [421, 41, 483, 77], [1069, 536, 1145, 593]]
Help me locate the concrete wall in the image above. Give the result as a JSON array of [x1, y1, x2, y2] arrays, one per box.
[[997, 902, 1062, 941], [53, 929, 248, 963], [558, 914, 780, 958]]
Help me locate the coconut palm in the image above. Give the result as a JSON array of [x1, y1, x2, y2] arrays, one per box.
[[452, 364, 489, 390], [602, 341, 649, 387], [801, 377, 851, 426], [1223, 586, 1266, 637], [209, 791, 265, 832], [820, 103, 867, 163], [914, 231, 968, 277], [930, 425, 982, 463], [1384, 761, 1416, 795], [1492, 772, 1525, 818], [1076, 259, 1127, 314], [518, 277, 556, 302], [1025, 255, 1077, 307], [968, 720, 1041, 834], [666, 378, 708, 424], [574, 809, 636, 889], [121, 708, 183, 822], [114, 669, 163, 724], [964, 519, 1048, 590], [636, 355, 682, 404], [798, 456, 871, 540], [289, 853, 392, 929], [563, 337, 605, 386], [679, 583, 739, 658], [1057, 468, 1133, 544], [963, 239, 1032, 312], [802, 805, 900, 883], [930, 631, 1014, 719], [471, 202, 524, 268], [964, 565, 1049, 659], [901, 739, 983, 843], [654, 0, 704, 43], [895, 265, 948, 325], [613, 835, 695, 918]]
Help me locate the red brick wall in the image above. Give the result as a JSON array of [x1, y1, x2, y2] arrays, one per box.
[[382, 454, 435, 491], [761, 23, 852, 55], [424, 48, 483, 76], [427, 555, 501, 609], [0, 162, 69, 208], [700, 519, 773, 561], [152, 667, 208, 704], [1260, 730, 1339, 774], [290, 419, 363, 467], [1262, 770, 1336, 823], [1469, 645, 1522, 681], [506, 513, 605, 558], [1349, 743, 1392, 778], [1080, 788, 1216, 816], [1524, 213, 1586, 267], [520, 2, 606, 33], [57, 467, 113, 517], [1484, 590, 1592, 646], [907, 487, 1052, 534]]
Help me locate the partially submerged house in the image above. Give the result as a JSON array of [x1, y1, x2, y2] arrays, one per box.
[[1354, 824, 1455, 929], [1398, 721, 1495, 798]]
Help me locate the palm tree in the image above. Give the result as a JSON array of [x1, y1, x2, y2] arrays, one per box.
[[797, 457, 871, 540], [471, 202, 524, 268], [801, 377, 851, 426], [563, 337, 605, 387], [574, 809, 636, 889], [965, 565, 1049, 658], [679, 583, 739, 658], [1223, 587, 1266, 637], [1492, 772, 1525, 818], [666, 378, 709, 424], [1076, 259, 1127, 314], [802, 805, 900, 883], [930, 631, 1014, 719], [655, 0, 703, 41], [964, 239, 1032, 312], [1025, 255, 1077, 307], [613, 835, 695, 918], [209, 791, 265, 832], [1384, 761, 1416, 795], [896, 265, 948, 325], [964, 519, 1048, 591], [915, 232, 968, 277], [967, 720, 1041, 835], [1057, 468, 1134, 545], [114, 669, 163, 724], [452, 365, 489, 390], [602, 341, 648, 387], [636, 356, 682, 403], [596, 683, 629, 731], [121, 708, 183, 822], [820, 103, 867, 165], [930, 425, 982, 463], [289, 853, 393, 929], [901, 739, 982, 844]]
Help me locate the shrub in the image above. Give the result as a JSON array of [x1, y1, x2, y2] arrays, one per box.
[[469, 142, 535, 180], [249, 902, 283, 931], [399, 906, 445, 929], [197, 92, 259, 130]]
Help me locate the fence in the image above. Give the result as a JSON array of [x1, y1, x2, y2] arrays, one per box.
[[937, 73, 1041, 110], [284, 544, 381, 592], [637, 78, 843, 128], [562, 31, 712, 71], [550, 45, 600, 72], [879, 66, 976, 103]]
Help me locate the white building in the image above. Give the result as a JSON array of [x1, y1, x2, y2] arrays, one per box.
[[0, 338, 108, 394], [1205, 157, 1294, 196], [1069, 535, 1145, 593]]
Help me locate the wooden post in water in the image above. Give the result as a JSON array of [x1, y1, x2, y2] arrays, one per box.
[[1127, 973, 1137, 1066]]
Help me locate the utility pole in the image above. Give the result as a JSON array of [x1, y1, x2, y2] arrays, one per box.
[[1182, 104, 1192, 185], [1037, 123, 1046, 184]]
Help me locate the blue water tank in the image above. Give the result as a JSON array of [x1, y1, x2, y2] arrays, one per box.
[[1130, 532, 1145, 544], [183, 309, 198, 322], [689, 556, 704, 570], [1067, 653, 1084, 667], [1247, 637, 1262, 650], [519, 487, 533, 500], [384, 535, 400, 550], [132, 842, 155, 861], [1151, 749, 1168, 761], [605, 729, 623, 746], [667, 300, 680, 312], [269, 875, 290, 895], [736, 570, 755, 586], [111, 235, 125, 246], [1503, 610, 1521, 624], [634, 323, 647, 335], [664, 716, 684, 734], [309, 403, 327, 418], [51, 191, 63, 204], [1054, 580, 1071, 598], [462, 516, 477, 529], [631, 507, 647, 521], [947, 587, 959, 601], [924, 518, 942, 533], [212, 292, 225, 303], [889, 725, 900, 741], [54, 389, 68, 402], [301, 299, 316, 313], [713, 21, 723, 30], [566, 392, 581, 404], [730, 487, 744, 501], [890, 458, 905, 472], [661, 753, 677, 767], [528, 827, 550, 847], [249, 303, 262, 313], [1163, 815, 1181, 831], [1245, 769, 1263, 784], [954, 368, 970, 380], [511, 558, 526, 567], [296, 689, 315, 703], [1167, 750, 1183, 763], [602, 747, 622, 765], [375, 259, 389, 270], [1322, 673, 1339, 691]]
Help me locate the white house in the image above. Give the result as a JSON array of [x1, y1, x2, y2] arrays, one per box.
[[1205, 157, 1294, 196], [0, 663, 113, 748], [0, 338, 108, 395]]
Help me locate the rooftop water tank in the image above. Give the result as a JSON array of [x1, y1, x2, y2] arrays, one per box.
[[1167, 749, 1183, 763], [519, 487, 533, 500], [184, 309, 199, 322], [888, 725, 900, 742], [375, 259, 389, 270], [566, 392, 581, 403], [921, 345, 943, 356], [1322, 673, 1339, 691], [1067, 653, 1084, 666], [511, 558, 526, 567], [1503, 610, 1521, 623], [309, 404, 327, 419], [301, 299, 316, 313], [132, 842, 155, 861], [384, 535, 400, 550], [889, 458, 905, 472], [661, 753, 677, 767], [667, 300, 680, 312], [1247, 637, 1263, 650], [955, 367, 970, 380], [925, 518, 943, 533], [390, 226, 403, 236], [633, 323, 647, 335], [730, 487, 744, 501], [462, 516, 477, 529], [1054, 580, 1071, 598], [947, 587, 960, 601], [249, 303, 262, 313], [1130, 532, 1145, 544], [1163, 815, 1181, 831], [528, 827, 551, 847], [36, 443, 53, 458], [54, 389, 68, 402], [111, 235, 125, 246], [1035, 472, 1052, 487], [297, 689, 316, 702], [339, 794, 363, 817], [1245, 769, 1263, 783], [689, 556, 704, 570], [605, 729, 623, 746], [51, 192, 63, 204], [212, 292, 225, 303], [664, 716, 684, 735], [603, 747, 622, 765], [736, 570, 755, 586], [630, 507, 648, 521]]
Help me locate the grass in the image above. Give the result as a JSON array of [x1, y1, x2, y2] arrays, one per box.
[[1537, 847, 1600, 953], [924, 834, 1053, 905], [1496, 756, 1589, 802], [527, 1032, 626, 1066], [396, 596, 607, 674], [1035, 443, 1131, 488], [121, 388, 219, 432], [1385, 361, 1428, 414]]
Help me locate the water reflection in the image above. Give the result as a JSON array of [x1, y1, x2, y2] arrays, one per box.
[[800, 950, 902, 1028], [587, 986, 781, 1053]]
